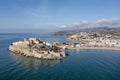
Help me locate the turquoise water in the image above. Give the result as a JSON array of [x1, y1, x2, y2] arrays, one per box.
[[0, 33, 120, 80]]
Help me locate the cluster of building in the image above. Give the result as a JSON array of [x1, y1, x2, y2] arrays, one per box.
[[12, 38, 51, 47], [67, 32, 120, 47], [9, 38, 66, 59]]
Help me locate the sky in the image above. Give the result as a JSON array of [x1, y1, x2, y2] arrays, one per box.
[[0, 0, 120, 33]]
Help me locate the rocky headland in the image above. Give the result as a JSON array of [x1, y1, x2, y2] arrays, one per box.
[[9, 38, 66, 59]]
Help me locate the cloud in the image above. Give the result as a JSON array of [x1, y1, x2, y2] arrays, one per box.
[[96, 18, 120, 26], [25, 9, 39, 17], [15, 0, 51, 18], [59, 25, 67, 28], [73, 21, 89, 26], [63, 18, 120, 29]]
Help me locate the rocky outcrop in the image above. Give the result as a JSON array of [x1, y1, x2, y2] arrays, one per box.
[[9, 38, 66, 59]]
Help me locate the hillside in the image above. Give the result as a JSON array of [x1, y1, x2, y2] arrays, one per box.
[[54, 27, 120, 36]]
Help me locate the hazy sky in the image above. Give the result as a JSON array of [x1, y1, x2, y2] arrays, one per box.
[[0, 0, 120, 33]]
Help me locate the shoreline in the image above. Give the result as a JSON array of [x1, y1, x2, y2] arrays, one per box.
[[9, 38, 67, 60], [67, 46, 120, 51]]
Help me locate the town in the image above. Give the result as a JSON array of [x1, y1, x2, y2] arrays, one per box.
[[66, 32, 120, 48]]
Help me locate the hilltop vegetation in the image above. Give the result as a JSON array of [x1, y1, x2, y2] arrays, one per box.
[[54, 27, 120, 36]]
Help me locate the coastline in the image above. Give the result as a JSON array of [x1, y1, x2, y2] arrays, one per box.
[[67, 46, 120, 50], [9, 38, 67, 60]]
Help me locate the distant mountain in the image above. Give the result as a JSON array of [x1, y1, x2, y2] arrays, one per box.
[[54, 27, 120, 36]]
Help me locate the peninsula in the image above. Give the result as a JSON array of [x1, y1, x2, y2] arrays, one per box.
[[9, 38, 66, 59], [53, 27, 120, 50], [63, 32, 120, 50]]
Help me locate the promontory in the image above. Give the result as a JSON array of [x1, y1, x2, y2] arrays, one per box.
[[9, 38, 67, 59]]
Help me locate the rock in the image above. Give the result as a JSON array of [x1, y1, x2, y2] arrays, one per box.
[[9, 38, 66, 59]]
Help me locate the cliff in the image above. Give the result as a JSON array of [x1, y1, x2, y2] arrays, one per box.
[[9, 38, 66, 59]]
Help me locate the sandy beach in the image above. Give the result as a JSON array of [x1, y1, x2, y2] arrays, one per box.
[[67, 46, 120, 50]]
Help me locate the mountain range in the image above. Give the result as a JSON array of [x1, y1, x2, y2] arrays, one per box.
[[54, 27, 120, 36]]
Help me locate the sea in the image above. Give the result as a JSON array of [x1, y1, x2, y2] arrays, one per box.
[[0, 33, 120, 80]]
